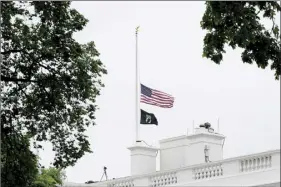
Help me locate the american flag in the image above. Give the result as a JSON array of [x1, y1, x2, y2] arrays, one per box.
[[141, 84, 174, 108]]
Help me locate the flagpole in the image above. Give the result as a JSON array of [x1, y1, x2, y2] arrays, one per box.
[[135, 26, 140, 143]]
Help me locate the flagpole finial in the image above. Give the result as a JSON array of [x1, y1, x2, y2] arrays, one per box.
[[136, 26, 140, 35]]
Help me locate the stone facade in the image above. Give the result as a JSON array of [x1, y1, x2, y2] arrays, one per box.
[[63, 124, 280, 187]]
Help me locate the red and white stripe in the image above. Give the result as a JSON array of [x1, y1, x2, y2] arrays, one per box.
[[141, 89, 174, 108]]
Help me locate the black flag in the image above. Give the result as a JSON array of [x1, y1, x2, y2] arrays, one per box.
[[140, 109, 158, 125]]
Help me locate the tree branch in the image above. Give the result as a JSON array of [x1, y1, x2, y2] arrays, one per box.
[[1, 49, 23, 55], [1, 76, 37, 83]]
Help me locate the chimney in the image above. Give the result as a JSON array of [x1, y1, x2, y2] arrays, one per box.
[[128, 142, 158, 176], [159, 122, 225, 171], [185, 122, 225, 166]]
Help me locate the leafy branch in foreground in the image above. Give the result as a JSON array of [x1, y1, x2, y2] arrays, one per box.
[[1, 1, 107, 171], [201, 1, 280, 80]]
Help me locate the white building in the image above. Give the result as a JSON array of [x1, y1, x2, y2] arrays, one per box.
[[63, 123, 280, 187]]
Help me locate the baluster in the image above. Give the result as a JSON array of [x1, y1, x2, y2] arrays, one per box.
[[204, 167, 207, 177], [194, 170, 197, 180], [193, 170, 196, 180], [167, 174, 170, 184], [215, 166, 217, 176], [249, 159, 252, 171], [174, 173, 177, 183], [261, 157, 264, 169], [253, 159, 256, 170], [265, 156, 268, 168], [269, 156, 272, 167], [204, 168, 206, 178], [169, 174, 172, 184], [257, 158, 260, 169], [173, 173, 176, 183], [241, 161, 244, 172], [217, 166, 220, 176], [157, 177, 160, 186]]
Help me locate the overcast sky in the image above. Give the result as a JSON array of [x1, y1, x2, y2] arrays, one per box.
[[37, 2, 280, 183]]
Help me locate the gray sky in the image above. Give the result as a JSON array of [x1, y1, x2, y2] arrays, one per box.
[[37, 1, 280, 183]]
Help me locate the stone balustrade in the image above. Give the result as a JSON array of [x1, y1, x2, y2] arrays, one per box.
[[240, 154, 272, 172], [150, 172, 178, 187], [193, 163, 223, 180], [63, 149, 280, 187]]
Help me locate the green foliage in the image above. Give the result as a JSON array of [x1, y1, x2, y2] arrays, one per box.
[[1, 0, 107, 173], [201, 2, 281, 80], [32, 167, 66, 187], [1, 131, 38, 187]]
